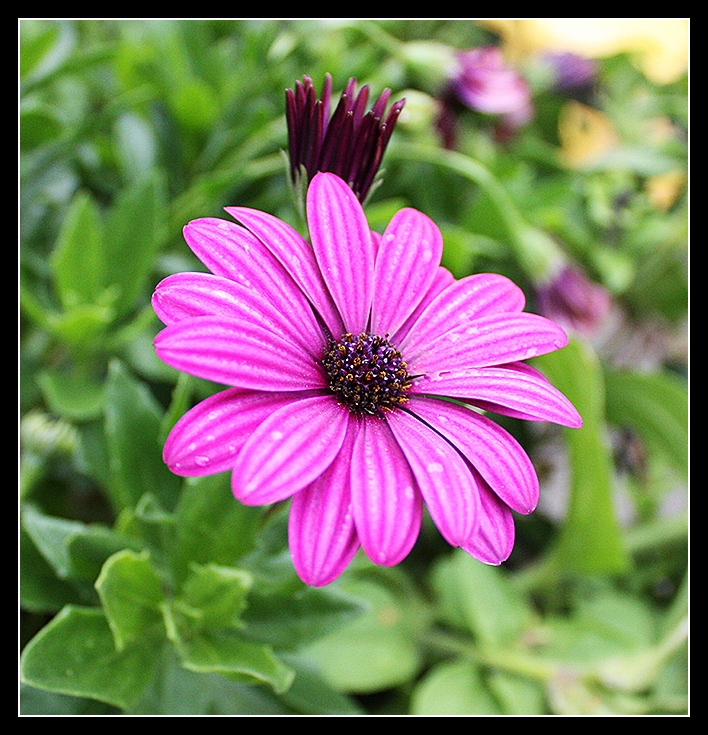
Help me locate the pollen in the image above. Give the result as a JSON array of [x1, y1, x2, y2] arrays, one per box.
[[322, 332, 413, 416]]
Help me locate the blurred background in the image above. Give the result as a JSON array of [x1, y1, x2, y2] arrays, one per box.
[[20, 19, 688, 715]]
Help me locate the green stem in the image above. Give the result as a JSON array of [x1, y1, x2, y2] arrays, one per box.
[[420, 629, 564, 683], [390, 142, 562, 282]]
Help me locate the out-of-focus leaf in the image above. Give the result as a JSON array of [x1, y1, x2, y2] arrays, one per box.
[[429, 549, 532, 646], [36, 364, 105, 421], [241, 585, 365, 651], [277, 656, 363, 714], [411, 660, 499, 715], [50, 191, 105, 310], [299, 575, 426, 693], [20, 524, 80, 613], [20, 103, 63, 150], [103, 171, 166, 314], [605, 369, 688, 478], [22, 504, 142, 587], [104, 359, 182, 512]]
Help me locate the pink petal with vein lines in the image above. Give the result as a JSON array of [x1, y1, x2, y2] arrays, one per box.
[[408, 396, 539, 513], [152, 272, 326, 357], [163, 388, 315, 476], [231, 394, 349, 506], [289, 423, 360, 587], [462, 475, 516, 565], [224, 205, 344, 338], [410, 363, 582, 428], [154, 315, 326, 391], [409, 312, 569, 372], [370, 208, 443, 337], [399, 273, 526, 355], [386, 409, 480, 547], [306, 172, 376, 334], [351, 416, 422, 566]]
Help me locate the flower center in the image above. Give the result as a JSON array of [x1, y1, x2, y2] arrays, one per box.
[[322, 332, 413, 416]]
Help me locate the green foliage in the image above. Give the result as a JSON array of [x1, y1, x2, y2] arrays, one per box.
[[20, 19, 687, 715]]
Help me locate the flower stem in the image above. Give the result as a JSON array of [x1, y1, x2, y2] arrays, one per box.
[[390, 142, 563, 282]]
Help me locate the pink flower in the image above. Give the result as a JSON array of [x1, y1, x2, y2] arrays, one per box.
[[153, 172, 581, 586], [452, 47, 532, 121]]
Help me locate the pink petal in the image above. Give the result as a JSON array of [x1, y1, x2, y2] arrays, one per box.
[[153, 315, 326, 391], [409, 312, 569, 372], [407, 396, 539, 513], [410, 362, 582, 428], [461, 474, 516, 565], [152, 272, 326, 357], [350, 416, 422, 566], [386, 409, 480, 547], [306, 172, 376, 335], [231, 394, 350, 506], [399, 273, 526, 356], [183, 217, 292, 293], [390, 266, 455, 345], [288, 422, 360, 586], [224, 205, 344, 339], [163, 388, 312, 476], [370, 208, 443, 337]]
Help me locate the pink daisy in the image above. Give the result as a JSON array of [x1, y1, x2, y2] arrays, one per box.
[[153, 172, 581, 586]]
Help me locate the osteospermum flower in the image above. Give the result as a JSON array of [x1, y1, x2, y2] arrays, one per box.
[[286, 73, 405, 202], [451, 47, 532, 121], [153, 172, 581, 586]]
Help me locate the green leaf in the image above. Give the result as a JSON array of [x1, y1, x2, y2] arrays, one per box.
[[299, 576, 425, 693], [20, 605, 161, 710], [172, 474, 263, 584], [102, 171, 166, 314], [22, 504, 142, 586], [20, 102, 63, 150], [47, 300, 116, 345], [604, 369, 688, 478], [127, 646, 289, 715], [277, 656, 363, 715], [50, 191, 105, 310], [411, 660, 499, 715], [95, 550, 166, 651], [164, 612, 295, 695], [178, 563, 252, 629], [534, 339, 631, 574], [429, 549, 532, 646], [20, 523, 79, 613], [36, 364, 105, 421], [241, 585, 365, 651], [104, 359, 182, 512]]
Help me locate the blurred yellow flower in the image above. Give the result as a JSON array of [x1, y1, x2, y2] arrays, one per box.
[[558, 100, 619, 167], [484, 18, 688, 84]]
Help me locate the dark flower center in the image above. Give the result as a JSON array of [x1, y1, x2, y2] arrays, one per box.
[[322, 332, 413, 416]]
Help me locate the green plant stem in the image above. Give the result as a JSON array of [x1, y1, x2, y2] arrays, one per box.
[[390, 142, 562, 282], [420, 628, 564, 683]]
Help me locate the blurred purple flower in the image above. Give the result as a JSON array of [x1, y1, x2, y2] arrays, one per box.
[[286, 73, 405, 203], [451, 47, 533, 121], [153, 173, 581, 586], [536, 263, 611, 337], [543, 51, 598, 92]]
